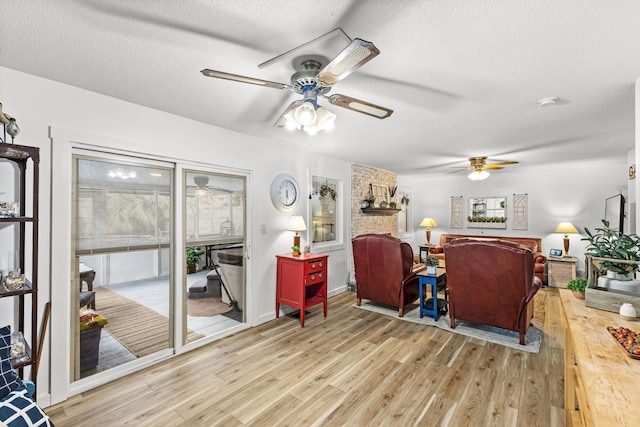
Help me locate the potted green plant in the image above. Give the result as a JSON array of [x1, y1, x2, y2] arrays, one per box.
[[291, 245, 300, 256], [583, 219, 640, 279], [362, 193, 376, 209], [186, 246, 204, 274], [567, 278, 587, 299], [425, 255, 439, 274]]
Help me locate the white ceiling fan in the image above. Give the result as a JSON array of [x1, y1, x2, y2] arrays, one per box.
[[201, 28, 393, 134]]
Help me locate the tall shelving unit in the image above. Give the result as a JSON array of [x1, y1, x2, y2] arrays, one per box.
[[0, 143, 39, 386]]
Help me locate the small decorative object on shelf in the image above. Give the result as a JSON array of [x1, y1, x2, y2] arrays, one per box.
[[303, 244, 311, 255], [620, 303, 637, 320], [3, 270, 25, 290], [6, 118, 20, 142], [388, 185, 397, 200], [291, 245, 300, 256], [10, 331, 28, 362]]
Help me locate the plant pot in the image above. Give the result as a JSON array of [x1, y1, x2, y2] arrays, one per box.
[[186, 265, 196, 274], [427, 265, 437, 275], [292, 251, 300, 257], [572, 291, 585, 300]]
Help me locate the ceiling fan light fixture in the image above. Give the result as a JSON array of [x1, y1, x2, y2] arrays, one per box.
[[468, 170, 490, 181], [315, 106, 336, 131], [294, 101, 317, 126]]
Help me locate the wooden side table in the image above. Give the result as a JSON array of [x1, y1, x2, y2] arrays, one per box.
[[547, 256, 577, 287], [419, 244, 433, 263], [276, 253, 328, 327]]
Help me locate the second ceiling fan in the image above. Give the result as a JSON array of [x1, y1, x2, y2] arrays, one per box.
[[201, 28, 393, 135], [449, 156, 519, 180]]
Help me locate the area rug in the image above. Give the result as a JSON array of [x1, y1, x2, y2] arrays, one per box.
[[94, 287, 204, 357], [187, 297, 233, 317], [353, 301, 542, 353]]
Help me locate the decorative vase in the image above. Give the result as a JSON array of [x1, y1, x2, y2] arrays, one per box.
[[572, 291, 585, 300], [619, 303, 637, 320]]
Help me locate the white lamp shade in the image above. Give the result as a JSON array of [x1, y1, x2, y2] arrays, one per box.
[[294, 102, 317, 126], [315, 107, 336, 131], [419, 217, 438, 228], [288, 215, 307, 232]]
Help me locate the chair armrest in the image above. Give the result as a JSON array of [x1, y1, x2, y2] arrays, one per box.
[[429, 246, 444, 254], [533, 252, 547, 264], [402, 264, 425, 287]]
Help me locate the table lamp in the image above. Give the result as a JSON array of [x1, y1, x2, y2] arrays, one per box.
[[288, 215, 307, 250], [419, 217, 438, 245], [555, 222, 579, 257]]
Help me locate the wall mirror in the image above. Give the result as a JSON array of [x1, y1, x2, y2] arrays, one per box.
[[468, 196, 507, 229]]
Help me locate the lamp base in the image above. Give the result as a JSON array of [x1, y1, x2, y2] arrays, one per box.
[[293, 235, 301, 249], [563, 236, 570, 257]]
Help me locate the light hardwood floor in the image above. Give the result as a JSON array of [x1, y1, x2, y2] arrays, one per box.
[[46, 287, 565, 426]]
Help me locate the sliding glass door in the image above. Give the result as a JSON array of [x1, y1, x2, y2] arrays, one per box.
[[183, 170, 246, 343], [72, 155, 173, 380]]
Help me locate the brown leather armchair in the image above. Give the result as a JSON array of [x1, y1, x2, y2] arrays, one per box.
[[352, 234, 426, 317], [444, 238, 541, 345]]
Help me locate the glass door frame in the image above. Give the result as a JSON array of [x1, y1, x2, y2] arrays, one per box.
[[175, 163, 251, 354], [71, 151, 176, 382]]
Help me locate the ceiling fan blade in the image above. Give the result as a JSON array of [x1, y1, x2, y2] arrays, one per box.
[[201, 69, 290, 90], [326, 94, 393, 119], [447, 169, 469, 174], [486, 161, 519, 166], [316, 38, 380, 86], [483, 165, 505, 170]]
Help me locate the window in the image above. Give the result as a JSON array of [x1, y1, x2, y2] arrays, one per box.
[[76, 158, 171, 253], [311, 177, 338, 244]]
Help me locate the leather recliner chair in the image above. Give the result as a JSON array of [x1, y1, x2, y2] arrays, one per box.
[[444, 238, 541, 345], [352, 234, 425, 317]]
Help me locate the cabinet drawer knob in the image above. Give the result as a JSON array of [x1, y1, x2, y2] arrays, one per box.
[[318, 273, 323, 278], [310, 275, 315, 280], [311, 263, 316, 268]]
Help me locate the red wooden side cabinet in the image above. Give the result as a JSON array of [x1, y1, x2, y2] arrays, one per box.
[[276, 253, 329, 327]]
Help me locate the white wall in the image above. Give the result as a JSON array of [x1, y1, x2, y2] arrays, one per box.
[[0, 66, 351, 405], [398, 159, 629, 277]]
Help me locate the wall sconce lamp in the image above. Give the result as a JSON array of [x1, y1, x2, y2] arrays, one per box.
[[555, 222, 579, 257], [288, 215, 307, 250], [419, 217, 438, 245]]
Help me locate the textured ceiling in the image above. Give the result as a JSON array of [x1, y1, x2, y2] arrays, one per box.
[[2, 1, 640, 175]]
